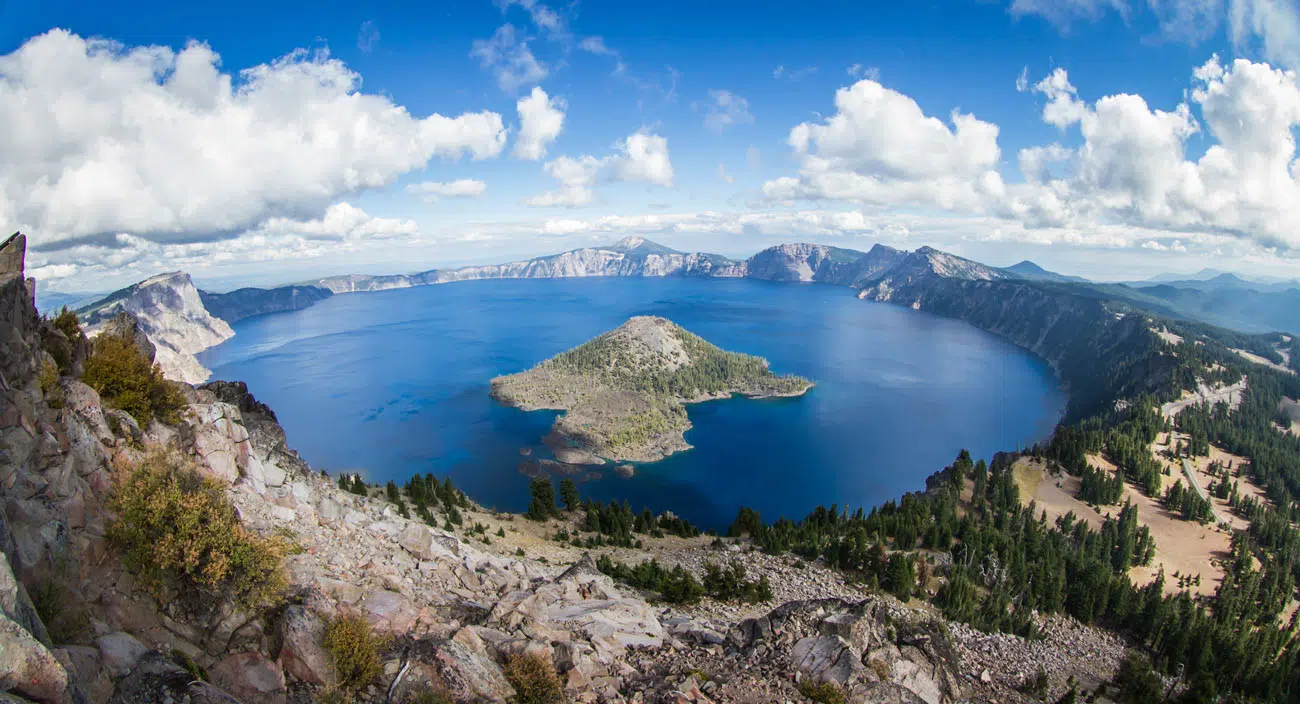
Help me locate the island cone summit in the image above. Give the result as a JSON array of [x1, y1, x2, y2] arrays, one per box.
[[490, 316, 812, 463]]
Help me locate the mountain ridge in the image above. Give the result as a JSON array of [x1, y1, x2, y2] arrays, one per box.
[[73, 236, 1300, 394], [77, 271, 234, 384]]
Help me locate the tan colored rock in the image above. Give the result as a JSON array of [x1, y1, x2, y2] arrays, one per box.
[[95, 632, 149, 678], [276, 606, 332, 686], [359, 589, 418, 635], [435, 627, 514, 703], [210, 652, 286, 704], [397, 523, 457, 561]]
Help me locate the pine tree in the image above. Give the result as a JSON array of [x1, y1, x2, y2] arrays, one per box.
[[559, 477, 580, 511], [527, 477, 557, 521]]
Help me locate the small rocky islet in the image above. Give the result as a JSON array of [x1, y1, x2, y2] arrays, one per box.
[[490, 316, 812, 464]]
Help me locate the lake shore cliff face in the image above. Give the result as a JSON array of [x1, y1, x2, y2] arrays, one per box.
[[490, 316, 812, 463]]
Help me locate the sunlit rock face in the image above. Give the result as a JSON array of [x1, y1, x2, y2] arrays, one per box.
[[80, 271, 234, 384]]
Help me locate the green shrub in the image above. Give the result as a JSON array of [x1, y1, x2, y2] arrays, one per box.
[[107, 451, 287, 611], [38, 359, 60, 401], [52, 307, 81, 341], [701, 561, 773, 603], [27, 579, 90, 644], [502, 653, 565, 704], [323, 613, 383, 692], [596, 554, 704, 604], [867, 658, 890, 681], [797, 680, 845, 704], [83, 332, 184, 425]]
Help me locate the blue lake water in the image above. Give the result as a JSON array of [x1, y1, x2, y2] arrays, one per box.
[[199, 277, 1065, 529]]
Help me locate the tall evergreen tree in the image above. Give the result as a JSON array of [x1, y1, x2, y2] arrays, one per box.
[[527, 477, 558, 521]]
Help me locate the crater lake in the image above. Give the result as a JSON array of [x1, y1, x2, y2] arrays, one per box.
[[199, 277, 1066, 529]]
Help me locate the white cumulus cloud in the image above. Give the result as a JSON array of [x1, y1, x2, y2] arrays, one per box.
[[515, 87, 565, 160], [761, 78, 1004, 212], [764, 57, 1300, 254], [28, 202, 425, 286], [405, 180, 488, 203], [526, 129, 674, 207], [0, 30, 506, 248], [525, 156, 603, 207]]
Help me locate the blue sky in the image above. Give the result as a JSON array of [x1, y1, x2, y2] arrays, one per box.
[[2, 0, 1300, 291]]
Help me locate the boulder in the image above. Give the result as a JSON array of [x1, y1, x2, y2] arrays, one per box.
[[0, 613, 69, 703], [397, 524, 456, 561], [359, 589, 418, 635], [0, 553, 51, 647], [790, 635, 865, 685], [95, 632, 149, 678], [107, 652, 242, 704], [209, 652, 285, 704], [276, 606, 331, 686], [435, 627, 514, 703], [102, 410, 141, 445], [316, 497, 343, 525]]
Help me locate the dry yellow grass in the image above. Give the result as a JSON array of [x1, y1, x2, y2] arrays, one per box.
[[1011, 455, 1229, 597]]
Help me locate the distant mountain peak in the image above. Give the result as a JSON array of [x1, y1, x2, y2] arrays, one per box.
[[1011, 260, 1048, 273], [1004, 260, 1088, 283], [139, 270, 190, 287], [615, 236, 648, 249], [906, 246, 1005, 281], [608, 236, 678, 254]]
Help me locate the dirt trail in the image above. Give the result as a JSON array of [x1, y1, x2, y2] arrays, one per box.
[[1180, 457, 1225, 524], [1161, 379, 1247, 419]]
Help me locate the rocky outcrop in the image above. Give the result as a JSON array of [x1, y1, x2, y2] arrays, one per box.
[[78, 272, 233, 384], [727, 598, 963, 704], [198, 286, 332, 325]]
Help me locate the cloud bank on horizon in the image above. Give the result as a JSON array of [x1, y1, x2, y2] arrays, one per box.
[[2, 0, 1299, 290]]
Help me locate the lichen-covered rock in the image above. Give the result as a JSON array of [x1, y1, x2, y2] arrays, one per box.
[[0, 613, 69, 704], [275, 606, 331, 686], [434, 627, 514, 703], [209, 653, 285, 704]]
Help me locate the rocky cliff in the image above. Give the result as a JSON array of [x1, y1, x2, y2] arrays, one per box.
[[739, 242, 907, 286], [858, 258, 1171, 421], [78, 272, 234, 384], [307, 237, 744, 294], [0, 231, 1129, 704], [199, 286, 333, 325]]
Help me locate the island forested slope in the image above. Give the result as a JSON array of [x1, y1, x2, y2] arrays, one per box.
[[491, 316, 811, 463]]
